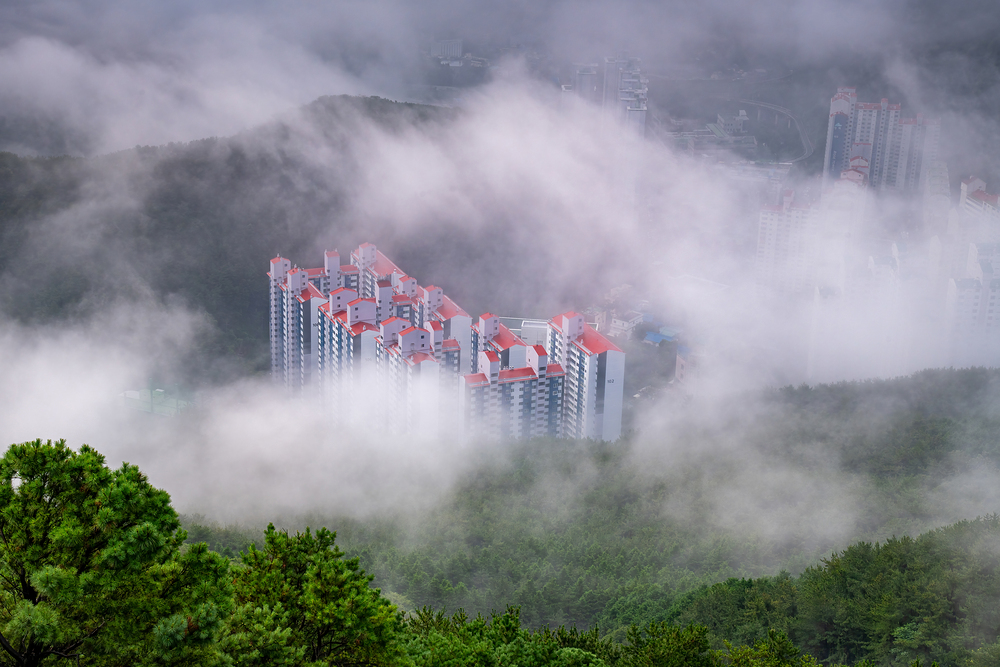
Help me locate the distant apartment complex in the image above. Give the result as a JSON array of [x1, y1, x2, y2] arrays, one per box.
[[755, 170, 868, 297], [823, 87, 940, 192], [564, 54, 647, 135], [268, 243, 624, 441], [602, 54, 648, 134]]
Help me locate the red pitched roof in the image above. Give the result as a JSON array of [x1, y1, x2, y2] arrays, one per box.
[[427, 320, 443, 331], [297, 283, 326, 302], [490, 323, 526, 351], [437, 295, 469, 319], [462, 373, 490, 388], [392, 294, 412, 304], [373, 250, 402, 276], [499, 367, 537, 382], [305, 267, 326, 276], [442, 338, 460, 350], [483, 350, 500, 363], [546, 363, 565, 376], [406, 352, 437, 365], [533, 344, 547, 355], [340, 265, 359, 273], [350, 322, 377, 334], [970, 190, 999, 206], [270, 256, 287, 264], [575, 323, 622, 355]]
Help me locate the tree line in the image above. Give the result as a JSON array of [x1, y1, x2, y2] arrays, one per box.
[[10, 437, 998, 666]]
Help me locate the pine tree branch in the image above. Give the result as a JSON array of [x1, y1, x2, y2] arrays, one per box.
[[0, 628, 24, 665]]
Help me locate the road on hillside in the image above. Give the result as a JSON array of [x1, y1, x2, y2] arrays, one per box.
[[732, 98, 815, 163]]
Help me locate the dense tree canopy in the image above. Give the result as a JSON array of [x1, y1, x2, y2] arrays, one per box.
[[0, 439, 233, 666], [226, 524, 402, 667], [7, 365, 1000, 667]]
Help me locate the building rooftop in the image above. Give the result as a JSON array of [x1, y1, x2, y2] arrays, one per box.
[[969, 190, 999, 206], [491, 323, 527, 351], [575, 323, 623, 355], [405, 352, 437, 365], [499, 367, 537, 382], [373, 250, 403, 276], [297, 283, 326, 302], [463, 373, 490, 388], [438, 295, 469, 319]]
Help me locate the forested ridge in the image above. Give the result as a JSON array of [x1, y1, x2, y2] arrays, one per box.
[[7, 432, 1000, 667], [5, 94, 1000, 666], [0, 96, 456, 383], [171, 367, 1000, 666]]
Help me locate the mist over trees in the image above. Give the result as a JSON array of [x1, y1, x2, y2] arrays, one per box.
[[8, 378, 1000, 667], [1, 1, 1000, 665], [174, 367, 1000, 664]]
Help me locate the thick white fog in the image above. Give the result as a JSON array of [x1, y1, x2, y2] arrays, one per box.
[[1, 0, 1000, 552]]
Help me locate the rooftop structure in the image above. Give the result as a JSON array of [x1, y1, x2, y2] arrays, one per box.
[[269, 243, 625, 441]]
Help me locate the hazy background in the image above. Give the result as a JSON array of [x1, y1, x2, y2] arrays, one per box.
[[1, 0, 1000, 569]]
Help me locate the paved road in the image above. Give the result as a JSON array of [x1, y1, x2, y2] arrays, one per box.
[[733, 98, 814, 163]]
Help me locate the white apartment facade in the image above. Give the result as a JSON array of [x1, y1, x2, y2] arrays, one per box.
[[823, 87, 940, 192], [269, 243, 624, 441]]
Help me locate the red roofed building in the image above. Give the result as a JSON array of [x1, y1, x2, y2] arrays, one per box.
[[548, 312, 624, 441], [961, 177, 1000, 222], [271, 242, 623, 440], [823, 87, 939, 193], [460, 342, 566, 439]]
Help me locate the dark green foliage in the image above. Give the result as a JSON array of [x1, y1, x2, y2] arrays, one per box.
[[795, 516, 1000, 666], [227, 524, 403, 667], [717, 630, 822, 667], [668, 574, 798, 650], [664, 517, 1000, 667], [403, 607, 718, 667], [173, 368, 1000, 655], [0, 439, 233, 666], [181, 516, 262, 559]]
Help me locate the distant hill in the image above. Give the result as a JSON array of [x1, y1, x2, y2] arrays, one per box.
[[0, 96, 456, 383], [184, 366, 1000, 652]]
